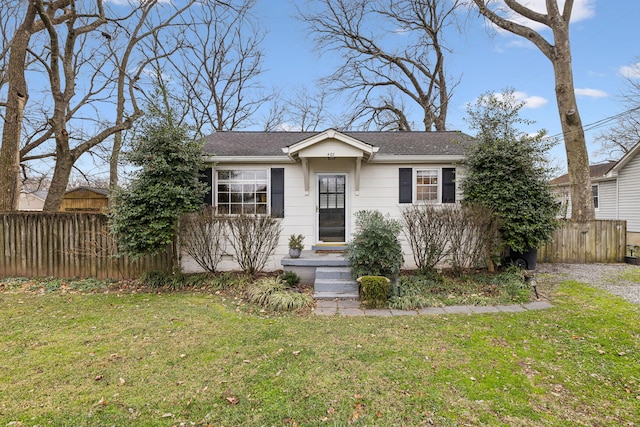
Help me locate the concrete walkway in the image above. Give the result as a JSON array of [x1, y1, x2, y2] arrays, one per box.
[[313, 299, 553, 316]]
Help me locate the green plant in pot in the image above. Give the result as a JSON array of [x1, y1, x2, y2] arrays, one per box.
[[288, 234, 304, 258]]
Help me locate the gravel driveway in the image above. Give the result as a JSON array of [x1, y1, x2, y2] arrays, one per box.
[[536, 263, 640, 305]]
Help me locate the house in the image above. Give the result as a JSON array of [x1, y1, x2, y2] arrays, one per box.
[[550, 140, 640, 245], [18, 190, 47, 211], [60, 187, 109, 213], [191, 129, 473, 272]]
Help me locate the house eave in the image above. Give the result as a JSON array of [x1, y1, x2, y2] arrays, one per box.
[[370, 154, 465, 163], [203, 155, 294, 164]]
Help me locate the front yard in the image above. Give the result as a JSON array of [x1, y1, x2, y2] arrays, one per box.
[[0, 267, 639, 426]]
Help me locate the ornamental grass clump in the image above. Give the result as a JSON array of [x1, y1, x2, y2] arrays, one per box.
[[245, 277, 312, 312], [345, 210, 403, 279], [358, 275, 391, 309]]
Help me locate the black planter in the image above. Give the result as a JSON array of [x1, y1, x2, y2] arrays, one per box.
[[509, 247, 538, 270], [625, 256, 640, 265]]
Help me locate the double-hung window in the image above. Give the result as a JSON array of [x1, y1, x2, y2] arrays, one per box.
[[398, 167, 456, 204], [416, 169, 439, 203], [592, 184, 599, 210], [216, 169, 268, 214]]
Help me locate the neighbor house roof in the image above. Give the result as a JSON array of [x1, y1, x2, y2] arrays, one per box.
[[550, 161, 618, 186], [203, 130, 474, 158], [65, 186, 109, 196]]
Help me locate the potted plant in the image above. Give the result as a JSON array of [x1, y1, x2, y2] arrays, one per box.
[[288, 234, 304, 258]]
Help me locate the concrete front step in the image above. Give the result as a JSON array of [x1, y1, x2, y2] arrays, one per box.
[[314, 279, 359, 294], [315, 266, 353, 281], [313, 266, 359, 299], [313, 291, 360, 300]]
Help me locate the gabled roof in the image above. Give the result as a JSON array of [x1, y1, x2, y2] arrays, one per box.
[[203, 130, 474, 159], [611, 139, 640, 174], [550, 161, 618, 186], [20, 190, 47, 201], [65, 186, 109, 196]]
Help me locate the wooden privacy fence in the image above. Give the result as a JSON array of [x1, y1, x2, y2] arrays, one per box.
[[537, 220, 627, 263], [0, 213, 174, 280]]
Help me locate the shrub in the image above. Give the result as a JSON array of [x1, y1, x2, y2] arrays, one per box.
[[226, 214, 282, 275], [210, 272, 249, 290], [245, 277, 312, 312], [462, 89, 559, 254], [400, 204, 456, 274], [358, 275, 391, 309], [139, 270, 168, 288], [179, 207, 227, 273], [448, 204, 500, 276], [280, 270, 301, 287], [345, 210, 403, 279]]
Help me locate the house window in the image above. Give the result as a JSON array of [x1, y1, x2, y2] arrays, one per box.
[[216, 169, 268, 214], [592, 184, 599, 209], [416, 169, 438, 203]]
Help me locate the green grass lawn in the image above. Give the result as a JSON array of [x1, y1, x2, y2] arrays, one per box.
[[0, 274, 639, 426]]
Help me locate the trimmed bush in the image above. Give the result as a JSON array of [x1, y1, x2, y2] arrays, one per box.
[[226, 214, 282, 275], [345, 210, 403, 279], [280, 270, 301, 287], [179, 207, 227, 273], [358, 275, 391, 309]]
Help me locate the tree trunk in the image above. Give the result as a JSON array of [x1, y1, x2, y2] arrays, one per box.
[[552, 26, 595, 221], [43, 144, 74, 212], [0, 3, 37, 212]]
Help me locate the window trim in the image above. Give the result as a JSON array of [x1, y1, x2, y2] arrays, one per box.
[[214, 167, 270, 215], [415, 168, 440, 203], [592, 184, 599, 210]]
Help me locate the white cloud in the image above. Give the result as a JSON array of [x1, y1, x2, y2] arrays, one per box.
[[467, 91, 548, 111], [512, 91, 548, 109], [575, 88, 608, 98], [619, 62, 640, 79]]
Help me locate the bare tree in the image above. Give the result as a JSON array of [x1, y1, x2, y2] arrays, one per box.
[[0, 0, 199, 211], [471, 0, 594, 221], [595, 62, 640, 160], [107, 0, 197, 190], [285, 85, 336, 131], [299, 0, 462, 131], [167, 0, 271, 134], [0, 0, 72, 211]]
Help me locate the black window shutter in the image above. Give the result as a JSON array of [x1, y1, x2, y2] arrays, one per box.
[[271, 168, 285, 218], [442, 167, 456, 203], [201, 167, 213, 206], [399, 168, 412, 203]]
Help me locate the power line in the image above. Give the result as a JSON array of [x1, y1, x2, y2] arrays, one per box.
[[546, 105, 640, 143]]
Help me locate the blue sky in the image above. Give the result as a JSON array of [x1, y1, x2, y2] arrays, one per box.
[[253, 0, 640, 171]]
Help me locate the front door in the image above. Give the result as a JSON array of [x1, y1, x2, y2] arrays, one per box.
[[318, 174, 346, 243]]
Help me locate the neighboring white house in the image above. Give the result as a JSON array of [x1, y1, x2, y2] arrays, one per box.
[[18, 190, 47, 211], [188, 129, 474, 272], [550, 140, 640, 245]]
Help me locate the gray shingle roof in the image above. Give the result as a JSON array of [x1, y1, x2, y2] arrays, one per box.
[[550, 161, 617, 185], [203, 130, 474, 157]]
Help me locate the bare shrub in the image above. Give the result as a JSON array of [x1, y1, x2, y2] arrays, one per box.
[[448, 204, 500, 276], [226, 214, 282, 275], [400, 204, 457, 274], [179, 207, 227, 273]]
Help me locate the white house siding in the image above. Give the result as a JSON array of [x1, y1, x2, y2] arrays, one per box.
[[617, 153, 640, 244], [594, 179, 618, 220], [182, 160, 462, 272]]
